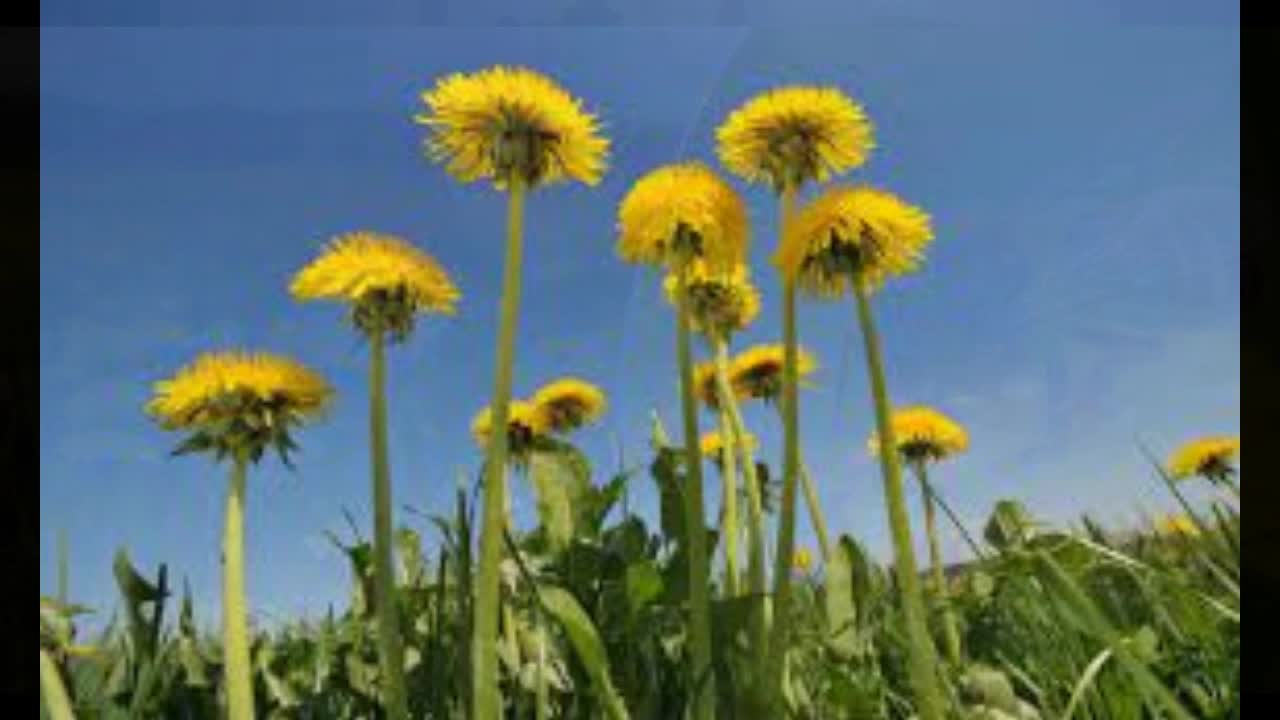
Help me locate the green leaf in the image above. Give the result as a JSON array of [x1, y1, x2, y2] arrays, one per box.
[[825, 536, 859, 659], [623, 561, 663, 616], [984, 500, 1036, 550], [539, 586, 631, 720], [530, 449, 587, 553]]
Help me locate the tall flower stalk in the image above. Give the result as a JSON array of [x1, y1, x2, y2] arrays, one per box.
[[146, 351, 333, 720], [666, 261, 760, 598], [870, 405, 972, 666], [618, 162, 750, 720], [699, 350, 769, 647], [716, 85, 873, 711], [417, 65, 608, 720], [779, 183, 945, 719], [292, 232, 460, 719]]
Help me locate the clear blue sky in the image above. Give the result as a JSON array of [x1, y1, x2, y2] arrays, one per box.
[[41, 15, 1240, 631]]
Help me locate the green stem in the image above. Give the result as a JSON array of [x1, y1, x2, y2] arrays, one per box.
[[765, 183, 800, 713], [914, 461, 962, 665], [57, 529, 69, 606], [370, 330, 410, 720], [223, 453, 256, 720], [535, 613, 549, 720], [770, 398, 833, 561], [717, 351, 770, 655], [40, 649, 75, 720], [676, 264, 716, 720], [854, 282, 946, 720], [798, 464, 832, 562], [927, 481, 987, 561], [474, 178, 527, 720], [714, 341, 740, 598]]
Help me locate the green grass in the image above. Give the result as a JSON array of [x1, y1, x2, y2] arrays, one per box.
[[40, 437, 1239, 720]]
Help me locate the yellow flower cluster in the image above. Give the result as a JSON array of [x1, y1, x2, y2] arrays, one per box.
[[663, 260, 761, 340], [1153, 513, 1201, 538], [791, 546, 814, 573], [727, 343, 818, 403], [470, 400, 548, 451], [716, 86, 875, 190], [146, 351, 332, 432], [868, 406, 969, 463], [416, 65, 609, 188], [776, 185, 934, 297], [698, 430, 758, 461], [1166, 436, 1240, 481], [471, 378, 608, 453], [290, 231, 460, 314], [529, 378, 608, 435], [617, 162, 749, 272]]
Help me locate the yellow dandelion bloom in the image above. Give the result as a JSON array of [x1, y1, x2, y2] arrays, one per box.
[[716, 85, 874, 190], [616, 162, 749, 271], [147, 351, 331, 431], [792, 546, 814, 573], [1167, 436, 1240, 481], [729, 343, 818, 402], [529, 377, 607, 435], [699, 430, 759, 460], [290, 231, 460, 340], [146, 351, 332, 462], [1154, 513, 1201, 538], [693, 360, 721, 410], [776, 185, 934, 297], [291, 231, 459, 310], [416, 65, 609, 188], [868, 406, 969, 463], [471, 400, 549, 455], [662, 261, 761, 340]]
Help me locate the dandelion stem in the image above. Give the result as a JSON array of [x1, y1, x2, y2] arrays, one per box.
[[765, 183, 800, 712], [913, 461, 963, 665], [40, 649, 75, 720], [716, 347, 770, 653], [676, 261, 716, 720], [222, 452, 256, 720], [927, 481, 987, 561], [714, 341, 741, 597], [799, 463, 833, 562], [369, 329, 410, 720], [57, 529, 69, 607], [854, 281, 947, 720], [536, 612, 550, 720], [474, 177, 527, 720]]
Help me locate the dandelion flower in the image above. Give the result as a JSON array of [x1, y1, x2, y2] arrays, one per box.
[[147, 350, 331, 720], [471, 400, 548, 459], [663, 260, 761, 340], [146, 351, 332, 463], [416, 65, 609, 188], [700, 429, 759, 461], [729, 343, 818, 403], [617, 162, 749, 271], [290, 231, 460, 341], [1154, 513, 1201, 538], [1166, 436, 1240, 482], [791, 547, 814, 574], [869, 406, 969, 464], [777, 185, 934, 297], [529, 377, 607, 435], [692, 360, 726, 411], [716, 86, 874, 191]]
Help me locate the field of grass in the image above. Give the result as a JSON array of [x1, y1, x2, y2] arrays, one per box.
[[40, 432, 1240, 719]]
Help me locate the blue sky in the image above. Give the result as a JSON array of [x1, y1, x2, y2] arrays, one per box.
[[40, 20, 1240, 631]]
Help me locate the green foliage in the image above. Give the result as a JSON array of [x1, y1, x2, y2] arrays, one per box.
[[42, 442, 1239, 719]]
